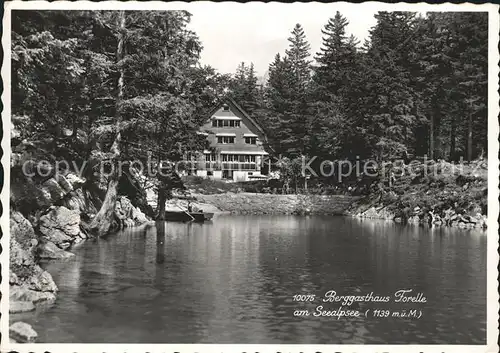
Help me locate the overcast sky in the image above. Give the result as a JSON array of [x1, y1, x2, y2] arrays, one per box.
[[186, 3, 378, 77]]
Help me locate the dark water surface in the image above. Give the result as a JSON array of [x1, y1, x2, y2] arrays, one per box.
[[14, 215, 486, 344]]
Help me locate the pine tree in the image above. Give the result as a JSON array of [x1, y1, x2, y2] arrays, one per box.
[[285, 23, 311, 88], [416, 12, 487, 161], [315, 11, 350, 94], [264, 54, 297, 155], [284, 24, 313, 156], [228, 61, 260, 114], [310, 12, 363, 159], [361, 11, 423, 160], [447, 13, 488, 161]]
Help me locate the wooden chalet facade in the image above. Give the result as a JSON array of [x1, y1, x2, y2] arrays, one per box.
[[194, 98, 270, 182]]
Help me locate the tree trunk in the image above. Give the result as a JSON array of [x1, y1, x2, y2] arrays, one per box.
[[156, 188, 167, 221], [429, 112, 434, 160], [467, 106, 473, 162], [89, 11, 126, 237], [434, 111, 442, 160], [119, 164, 154, 217], [89, 178, 119, 235], [450, 115, 456, 160]]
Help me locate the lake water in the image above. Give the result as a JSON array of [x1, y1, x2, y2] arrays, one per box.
[[13, 215, 487, 344]]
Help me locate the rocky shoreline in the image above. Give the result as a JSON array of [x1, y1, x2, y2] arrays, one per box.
[[345, 160, 488, 230], [349, 204, 487, 229], [185, 189, 487, 230], [9, 171, 151, 343]]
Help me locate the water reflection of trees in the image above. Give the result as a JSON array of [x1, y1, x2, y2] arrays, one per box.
[[155, 221, 166, 265], [352, 218, 487, 343], [64, 215, 486, 343]]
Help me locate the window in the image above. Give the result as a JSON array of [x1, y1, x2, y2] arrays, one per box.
[[250, 155, 256, 162], [245, 137, 257, 144], [244, 155, 250, 163], [214, 119, 240, 128], [205, 154, 216, 162], [223, 105, 230, 111], [222, 154, 228, 162], [217, 136, 235, 144]]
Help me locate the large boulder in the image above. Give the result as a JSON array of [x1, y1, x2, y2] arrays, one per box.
[[9, 322, 38, 343], [9, 261, 58, 303], [27, 267, 58, 293], [11, 211, 38, 254], [358, 206, 395, 221], [66, 173, 86, 189], [10, 211, 38, 279], [62, 188, 98, 216], [10, 211, 58, 304], [38, 240, 75, 260], [115, 196, 150, 227], [63, 188, 87, 213], [54, 174, 73, 193], [38, 173, 86, 205], [131, 205, 148, 225], [10, 284, 57, 303], [40, 178, 66, 204], [38, 206, 85, 249], [10, 301, 35, 314], [10, 236, 36, 279]]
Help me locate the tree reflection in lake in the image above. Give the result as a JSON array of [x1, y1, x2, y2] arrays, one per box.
[[20, 215, 487, 344], [156, 221, 166, 265]]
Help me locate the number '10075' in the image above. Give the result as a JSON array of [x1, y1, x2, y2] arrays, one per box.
[[293, 294, 315, 301]]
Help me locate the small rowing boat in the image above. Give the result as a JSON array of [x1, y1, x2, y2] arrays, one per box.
[[161, 211, 214, 222]]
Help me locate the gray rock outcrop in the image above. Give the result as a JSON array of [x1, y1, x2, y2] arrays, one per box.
[[38, 240, 75, 260], [38, 206, 86, 249], [10, 301, 35, 314], [10, 211, 58, 306], [115, 196, 150, 227], [9, 322, 38, 343]]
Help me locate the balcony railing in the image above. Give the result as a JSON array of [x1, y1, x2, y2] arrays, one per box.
[[222, 162, 257, 170], [183, 161, 259, 171], [197, 162, 257, 171]]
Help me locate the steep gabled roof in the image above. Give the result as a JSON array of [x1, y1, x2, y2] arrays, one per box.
[[206, 96, 272, 150], [225, 97, 267, 137]]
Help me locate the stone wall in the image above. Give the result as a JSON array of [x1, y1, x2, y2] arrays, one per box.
[[193, 193, 359, 215]]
